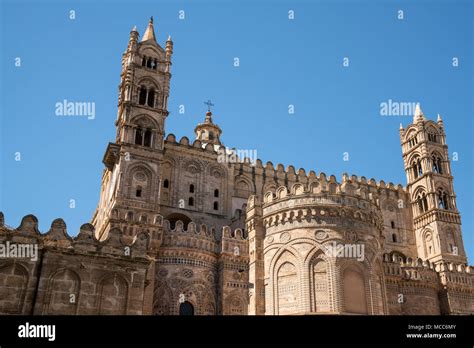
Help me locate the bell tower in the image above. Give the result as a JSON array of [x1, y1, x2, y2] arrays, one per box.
[[92, 17, 173, 243], [400, 104, 467, 264]]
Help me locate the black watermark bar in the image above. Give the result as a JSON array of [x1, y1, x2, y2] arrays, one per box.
[[0, 315, 472, 346]]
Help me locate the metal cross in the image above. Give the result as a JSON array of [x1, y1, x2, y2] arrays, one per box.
[[204, 99, 214, 112]]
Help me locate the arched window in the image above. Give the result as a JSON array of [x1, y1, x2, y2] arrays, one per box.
[[214, 189, 219, 197], [141, 56, 146, 67], [127, 212, 134, 221], [188, 197, 194, 206], [209, 131, 214, 140], [412, 157, 422, 179], [146, 57, 152, 68], [391, 221, 395, 229], [135, 128, 143, 145], [163, 179, 169, 188], [147, 90, 155, 107], [417, 192, 428, 214], [432, 155, 443, 174], [213, 202, 218, 210], [189, 184, 194, 193], [408, 135, 418, 148], [134, 127, 152, 147], [392, 233, 397, 243], [428, 132, 438, 143], [152, 59, 157, 70], [437, 189, 449, 210], [144, 129, 152, 147], [136, 186, 142, 198], [179, 301, 194, 316]]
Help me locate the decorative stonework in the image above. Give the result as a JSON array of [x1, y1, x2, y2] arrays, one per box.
[[1, 18, 472, 318]]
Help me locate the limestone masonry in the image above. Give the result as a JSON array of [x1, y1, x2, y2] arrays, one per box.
[[1, 18, 473, 315]]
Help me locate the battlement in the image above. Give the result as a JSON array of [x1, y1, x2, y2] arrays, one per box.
[[0, 212, 150, 259], [164, 135, 408, 195], [158, 218, 247, 255], [261, 174, 407, 206], [382, 252, 472, 286]]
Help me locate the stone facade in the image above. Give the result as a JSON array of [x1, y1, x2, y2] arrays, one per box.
[[0, 17, 473, 315]]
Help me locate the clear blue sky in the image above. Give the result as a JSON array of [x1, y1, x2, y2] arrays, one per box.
[[1, 0, 473, 261]]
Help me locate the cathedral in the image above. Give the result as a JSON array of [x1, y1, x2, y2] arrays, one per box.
[[0, 17, 473, 316]]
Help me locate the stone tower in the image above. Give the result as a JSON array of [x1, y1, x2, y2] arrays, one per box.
[[400, 104, 466, 264], [92, 17, 173, 244]]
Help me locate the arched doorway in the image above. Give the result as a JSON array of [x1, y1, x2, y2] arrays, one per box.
[[179, 301, 194, 315]]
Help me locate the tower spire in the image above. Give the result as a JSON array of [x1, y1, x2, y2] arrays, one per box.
[[413, 103, 426, 123], [142, 16, 156, 42]]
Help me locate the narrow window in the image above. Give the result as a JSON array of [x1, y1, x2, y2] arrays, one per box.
[[163, 179, 169, 188], [438, 190, 449, 210], [188, 197, 194, 206], [146, 58, 152, 68], [422, 194, 428, 212], [189, 184, 194, 193], [392, 234, 397, 243], [144, 129, 152, 147], [127, 212, 134, 221], [135, 128, 143, 145], [417, 196, 423, 213], [147, 90, 155, 107], [152, 59, 157, 70], [136, 186, 142, 198], [413, 162, 418, 179], [142, 56, 146, 66], [391, 221, 395, 229], [213, 201, 218, 210], [214, 189, 219, 197]]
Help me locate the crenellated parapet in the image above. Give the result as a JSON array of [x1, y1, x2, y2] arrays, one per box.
[[0, 213, 151, 260], [382, 253, 439, 283], [382, 252, 474, 314], [160, 220, 220, 254], [260, 172, 407, 203], [0, 212, 154, 315], [436, 261, 473, 290], [220, 226, 248, 258], [163, 134, 410, 197], [158, 218, 248, 257], [382, 252, 473, 288], [258, 178, 385, 235]]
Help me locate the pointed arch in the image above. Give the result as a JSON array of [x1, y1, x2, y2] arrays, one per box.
[[341, 263, 368, 314], [44, 268, 81, 315], [98, 274, 129, 315], [153, 281, 173, 315], [125, 162, 155, 201], [0, 262, 29, 314], [422, 228, 436, 258], [308, 250, 330, 313], [271, 249, 301, 315]]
